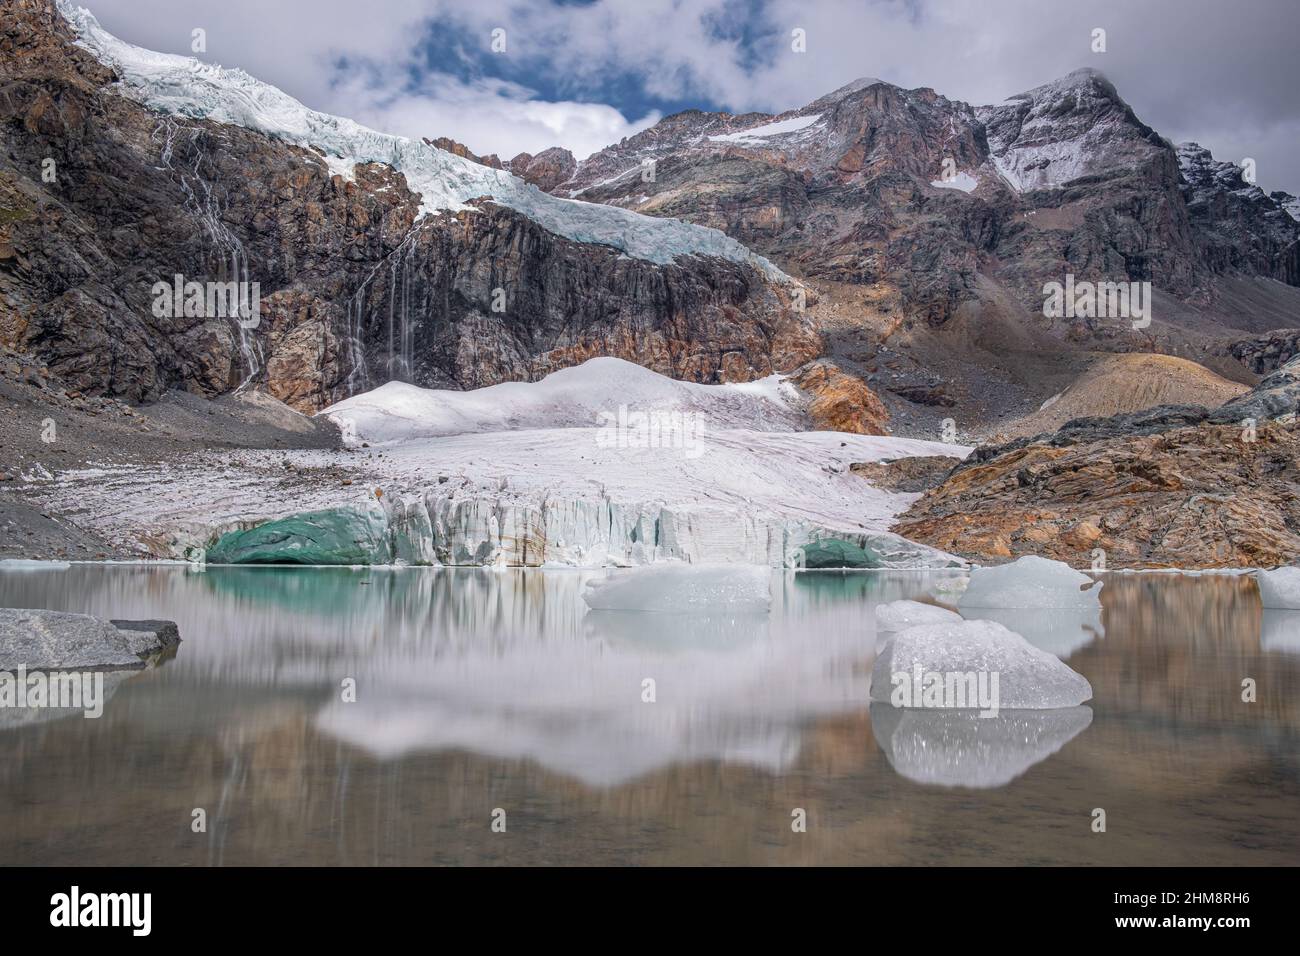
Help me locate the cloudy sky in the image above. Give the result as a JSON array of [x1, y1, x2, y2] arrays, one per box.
[[80, 0, 1300, 193]]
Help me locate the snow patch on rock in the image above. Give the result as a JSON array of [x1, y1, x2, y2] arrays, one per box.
[[930, 172, 979, 193], [709, 113, 823, 144]]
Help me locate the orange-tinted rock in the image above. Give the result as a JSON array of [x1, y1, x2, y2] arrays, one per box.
[[896, 422, 1300, 568], [789, 360, 890, 435]]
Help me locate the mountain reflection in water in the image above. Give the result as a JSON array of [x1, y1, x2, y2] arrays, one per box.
[[0, 565, 1296, 866]]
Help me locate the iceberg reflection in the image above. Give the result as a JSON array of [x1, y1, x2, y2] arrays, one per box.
[[1260, 609, 1300, 654], [870, 704, 1093, 788]]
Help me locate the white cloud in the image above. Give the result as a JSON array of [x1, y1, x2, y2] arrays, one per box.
[[330, 74, 660, 161], [74, 0, 1300, 193], [79, 0, 651, 159]]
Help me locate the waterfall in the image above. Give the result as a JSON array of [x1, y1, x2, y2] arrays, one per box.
[[153, 118, 264, 390], [345, 222, 426, 395]]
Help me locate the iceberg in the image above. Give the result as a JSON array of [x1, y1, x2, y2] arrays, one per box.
[[959, 555, 1102, 609], [1255, 566, 1300, 609], [582, 564, 772, 613], [871, 704, 1093, 788], [0, 559, 72, 572], [874, 600, 961, 637], [870, 619, 1093, 709]]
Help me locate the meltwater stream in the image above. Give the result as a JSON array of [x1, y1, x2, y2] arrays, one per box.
[[0, 566, 1296, 865]]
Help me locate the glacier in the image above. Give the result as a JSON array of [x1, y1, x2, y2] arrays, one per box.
[[708, 113, 824, 144], [40, 360, 971, 568], [56, 1, 788, 278], [323, 356, 805, 443]]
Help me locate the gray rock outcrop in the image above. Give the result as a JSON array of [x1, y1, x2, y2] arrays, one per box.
[[0, 608, 180, 670]]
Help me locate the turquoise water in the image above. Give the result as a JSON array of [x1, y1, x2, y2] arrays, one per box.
[[0, 565, 1296, 865]]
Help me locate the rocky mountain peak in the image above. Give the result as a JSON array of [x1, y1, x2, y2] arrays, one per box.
[[977, 67, 1168, 193], [506, 146, 577, 191], [423, 136, 502, 169], [1175, 141, 1300, 282], [0, 0, 815, 411], [809, 75, 891, 107]]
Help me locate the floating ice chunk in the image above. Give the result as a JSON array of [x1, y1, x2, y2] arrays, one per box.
[[959, 555, 1102, 609], [875, 600, 961, 635], [871, 704, 1093, 788], [870, 619, 1093, 709], [582, 564, 771, 613], [0, 559, 72, 571], [1255, 566, 1300, 609]]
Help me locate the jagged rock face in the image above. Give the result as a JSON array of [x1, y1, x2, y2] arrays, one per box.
[[895, 421, 1300, 568], [1177, 142, 1300, 285], [850, 455, 959, 493], [507, 147, 576, 192], [557, 82, 992, 306], [0, 0, 812, 410], [895, 359, 1300, 568], [425, 137, 502, 169], [1223, 329, 1300, 374], [543, 69, 1300, 338], [977, 70, 1168, 192]]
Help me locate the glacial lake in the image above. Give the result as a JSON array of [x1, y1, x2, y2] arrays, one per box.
[[1, 564, 1296, 866]]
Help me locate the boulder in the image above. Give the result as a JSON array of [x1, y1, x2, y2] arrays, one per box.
[[0, 608, 180, 670]]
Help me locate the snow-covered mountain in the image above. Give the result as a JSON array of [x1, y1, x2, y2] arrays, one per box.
[[536, 64, 1300, 347], [0, 0, 817, 413], [57, 1, 785, 277]]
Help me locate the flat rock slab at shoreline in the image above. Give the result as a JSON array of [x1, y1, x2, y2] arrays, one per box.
[[0, 609, 181, 670]]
